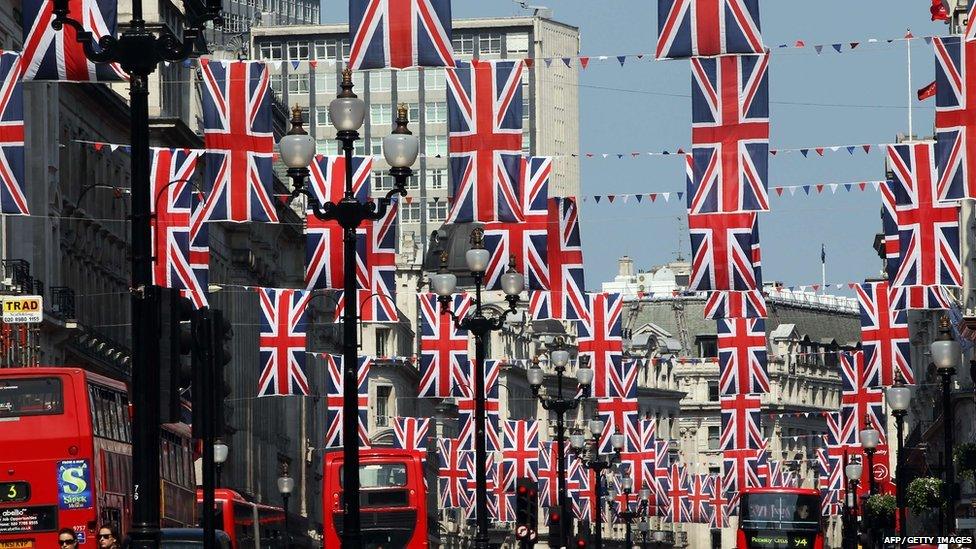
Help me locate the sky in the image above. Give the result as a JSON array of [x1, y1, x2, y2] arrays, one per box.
[[323, 1, 949, 291]]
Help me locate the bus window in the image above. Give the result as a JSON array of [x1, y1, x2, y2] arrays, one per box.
[[0, 377, 63, 417], [342, 463, 408, 488]]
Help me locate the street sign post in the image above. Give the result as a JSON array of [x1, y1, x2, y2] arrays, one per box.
[[2, 296, 42, 324]]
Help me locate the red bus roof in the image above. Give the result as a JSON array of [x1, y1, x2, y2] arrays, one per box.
[[0, 365, 126, 391], [324, 448, 425, 463]]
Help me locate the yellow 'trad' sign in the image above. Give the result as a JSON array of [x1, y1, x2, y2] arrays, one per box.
[[2, 296, 42, 324]]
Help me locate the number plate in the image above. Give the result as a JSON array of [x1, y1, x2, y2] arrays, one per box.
[[0, 540, 34, 549], [0, 482, 29, 503]]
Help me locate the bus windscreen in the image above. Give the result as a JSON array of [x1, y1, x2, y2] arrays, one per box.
[[0, 377, 63, 418], [740, 492, 820, 530]]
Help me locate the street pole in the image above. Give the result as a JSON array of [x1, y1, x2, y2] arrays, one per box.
[[472, 309, 489, 549], [197, 310, 215, 549], [49, 3, 222, 547], [894, 409, 906, 542], [593, 470, 602, 549], [942, 367, 957, 532], [865, 449, 876, 495], [623, 490, 632, 549], [555, 372, 569, 548]]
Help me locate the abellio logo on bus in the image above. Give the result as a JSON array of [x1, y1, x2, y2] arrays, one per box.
[[57, 460, 93, 510]]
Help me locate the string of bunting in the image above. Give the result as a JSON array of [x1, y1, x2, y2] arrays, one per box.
[[158, 29, 927, 72], [584, 181, 885, 204]]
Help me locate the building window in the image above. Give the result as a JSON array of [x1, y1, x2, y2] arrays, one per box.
[[429, 200, 447, 222], [406, 103, 420, 123], [401, 202, 421, 223], [370, 138, 384, 155], [697, 336, 718, 358], [375, 329, 389, 357], [707, 381, 719, 402], [258, 42, 283, 60], [373, 171, 392, 191], [426, 168, 446, 190], [370, 70, 391, 92], [370, 103, 392, 126], [287, 41, 309, 60], [707, 426, 720, 450], [270, 74, 283, 94], [405, 175, 420, 191], [424, 68, 446, 90], [287, 73, 309, 94], [376, 385, 392, 427], [352, 71, 365, 91], [397, 69, 419, 93], [425, 102, 447, 123], [425, 135, 446, 156], [341, 39, 351, 59], [313, 40, 328, 59], [314, 71, 332, 94], [507, 33, 529, 55], [354, 139, 366, 156], [479, 33, 501, 55], [452, 35, 474, 56]]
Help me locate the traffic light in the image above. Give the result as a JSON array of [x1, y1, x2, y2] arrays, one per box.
[[574, 535, 588, 548], [159, 287, 195, 423], [515, 477, 538, 544], [547, 508, 562, 547], [211, 309, 234, 436], [190, 308, 212, 439]]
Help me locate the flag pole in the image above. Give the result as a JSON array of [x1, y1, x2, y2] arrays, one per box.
[[907, 30, 913, 139], [821, 244, 826, 295]]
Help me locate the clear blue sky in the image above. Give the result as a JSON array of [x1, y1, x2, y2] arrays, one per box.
[[324, 1, 948, 290]]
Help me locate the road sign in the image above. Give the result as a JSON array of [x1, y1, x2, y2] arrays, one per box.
[[2, 296, 42, 324]]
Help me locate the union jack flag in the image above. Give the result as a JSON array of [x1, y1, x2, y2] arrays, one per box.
[[766, 459, 783, 487], [967, 1, 976, 42], [305, 156, 372, 290], [21, 0, 125, 81], [256, 289, 311, 397], [538, 441, 561, 508], [884, 142, 962, 288], [816, 445, 843, 515], [880, 182, 902, 281], [418, 293, 471, 397], [529, 197, 588, 321], [597, 396, 639, 454], [668, 464, 689, 523], [934, 36, 976, 200], [446, 59, 525, 223], [619, 419, 656, 498], [688, 212, 762, 291], [889, 284, 955, 311], [704, 290, 767, 319], [502, 420, 539, 491], [0, 53, 26, 216], [656, 0, 763, 59], [707, 475, 730, 528], [719, 394, 763, 451], [332, 202, 400, 323], [456, 359, 501, 452], [839, 351, 886, 447], [393, 416, 430, 451], [718, 317, 768, 395], [688, 54, 770, 213], [199, 60, 277, 223], [324, 354, 371, 448], [483, 158, 550, 291], [150, 148, 207, 309], [437, 438, 467, 508], [722, 446, 766, 495], [652, 439, 671, 518], [855, 281, 913, 386], [348, 0, 454, 70], [686, 473, 714, 524], [577, 292, 624, 399], [489, 458, 516, 522]]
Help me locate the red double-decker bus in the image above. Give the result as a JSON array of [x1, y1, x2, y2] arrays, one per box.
[[323, 448, 429, 548], [736, 487, 824, 549], [197, 488, 300, 548], [0, 367, 196, 548]]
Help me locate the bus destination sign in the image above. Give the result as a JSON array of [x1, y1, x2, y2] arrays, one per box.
[[0, 482, 29, 503], [0, 506, 57, 534]]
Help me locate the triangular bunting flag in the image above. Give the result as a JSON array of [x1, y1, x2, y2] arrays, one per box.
[[846, 146, 855, 155], [775, 187, 784, 196], [832, 44, 842, 53], [634, 194, 643, 203], [525, 58, 534, 69], [844, 183, 853, 192], [649, 193, 657, 202], [579, 57, 590, 69], [676, 192, 684, 200], [662, 192, 670, 202], [617, 56, 626, 66], [862, 144, 871, 153], [872, 181, 881, 190], [815, 148, 824, 156], [562, 58, 572, 67], [849, 42, 859, 49], [858, 182, 866, 191], [621, 195, 630, 203], [770, 149, 778, 156], [815, 184, 824, 193], [795, 40, 806, 48], [607, 195, 616, 203], [814, 45, 823, 54], [828, 184, 838, 194], [800, 149, 809, 157], [594, 196, 601, 203]]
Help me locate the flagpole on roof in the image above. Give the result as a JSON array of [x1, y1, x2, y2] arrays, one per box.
[[821, 243, 827, 295], [906, 30, 913, 139]]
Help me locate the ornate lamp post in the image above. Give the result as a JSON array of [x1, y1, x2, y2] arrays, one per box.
[[846, 459, 863, 544], [279, 77, 418, 547], [859, 419, 881, 495], [213, 439, 228, 487], [277, 463, 294, 548], [887, 375, 911, 540], [49, 2, 222, 547], [931, 316, 960, 533], [428, 229, 524, 548], [613, 477, 648, 549], [652, 530, 666, 548], [527, 343, 592, 547], [570, 419, 624, 549]]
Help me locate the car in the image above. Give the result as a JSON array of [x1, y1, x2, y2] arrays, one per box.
[[159, 528, 232, 549]]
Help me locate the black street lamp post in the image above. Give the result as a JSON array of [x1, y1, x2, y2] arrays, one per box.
[[612, 476, 648, 549], [277, 463, 294, 548], [887, 375, 911, 541], [859, 419, 880, 495], [845, 459, 863, 544], [279, 74, 418, 548], [49, 3, 222, 548], [931, 316, 961, 533], [428, 229, 525, 548], [527, 344, 593, 548], [570, 419, 624, 549]]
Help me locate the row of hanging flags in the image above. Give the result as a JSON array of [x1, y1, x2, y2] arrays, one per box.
[[9, 0, 970, 528]]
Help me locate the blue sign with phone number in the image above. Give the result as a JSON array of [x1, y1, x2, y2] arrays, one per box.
[[57, 460, 92, 510]]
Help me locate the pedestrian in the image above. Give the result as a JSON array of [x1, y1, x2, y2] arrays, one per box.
[[97, 523, 121, 549], [57, 528, 79, 547]]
